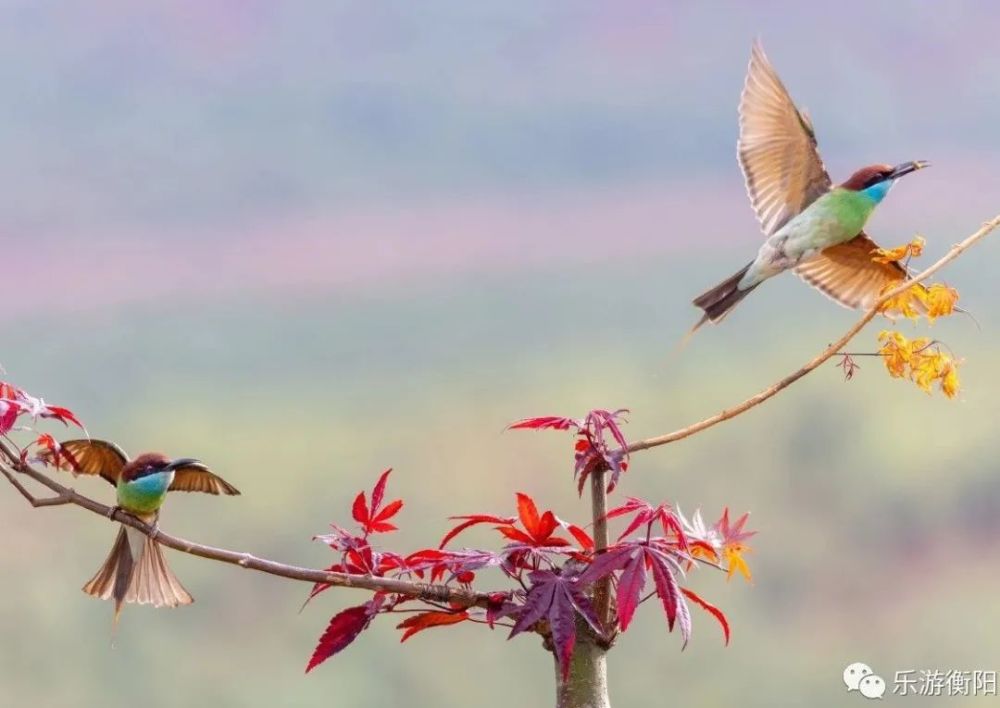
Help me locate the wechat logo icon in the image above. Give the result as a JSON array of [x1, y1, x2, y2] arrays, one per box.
[[845, 662, 886, 699]]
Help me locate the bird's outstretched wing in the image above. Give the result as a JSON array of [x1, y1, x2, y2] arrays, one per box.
[[739, 42, 905, 310], [738, 40, 832, 236], [794, 233, 908, 309], [168, 463, 241, 496], [41, 439, 129, 486]]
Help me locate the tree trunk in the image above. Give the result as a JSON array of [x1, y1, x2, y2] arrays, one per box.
[[554, 626, 610, 708]]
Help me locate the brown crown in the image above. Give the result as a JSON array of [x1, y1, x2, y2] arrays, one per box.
[[121, 452, 171, 482], [839, 164, 893, 191]]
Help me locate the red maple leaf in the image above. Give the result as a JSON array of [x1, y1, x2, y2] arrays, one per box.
[[0, 400, 22, 436], [506, 415, 582, 431], [580, 541, 691, 642], [715, 507, 756, 546], [38, 405, 84, 429], [27, 433, 81, 470], [509, 570, 604, 680], [439, 514, 516, 549], [351, 469, 404, 535], [303, 547, 409, 609], [607, 497, 688, 548], [681, 588, 730, 646], [402, 548, 505, 584], [396, 610, 469, 642], [440, 494, 588, 554], [305, 602, 378, 673], [559, 517, 595, 552], [503, 493, 571, 548]]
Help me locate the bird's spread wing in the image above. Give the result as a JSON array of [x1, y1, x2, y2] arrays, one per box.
[[168, 463, 241, 496], [738, 41, 832, 236], [41, 439, 129, 486], [794, 233, 908, 309]]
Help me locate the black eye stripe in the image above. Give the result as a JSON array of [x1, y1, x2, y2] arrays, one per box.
[[865, 172, 890, 188], [132, 463, 165, 479]]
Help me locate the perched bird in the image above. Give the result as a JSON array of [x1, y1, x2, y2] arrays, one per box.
[[42, 439, 239, 623], [692, 41, 928, 329]]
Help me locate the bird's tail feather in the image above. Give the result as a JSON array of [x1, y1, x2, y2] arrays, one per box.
[[82, 524, 194, 628], [690, 262, 757, 331], [82, 525, 134, 624], [127, 532, 194, 609]]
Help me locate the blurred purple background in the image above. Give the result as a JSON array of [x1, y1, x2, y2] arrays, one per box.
[[2, 2, 998, 316], [2, 4, 1000, 707]]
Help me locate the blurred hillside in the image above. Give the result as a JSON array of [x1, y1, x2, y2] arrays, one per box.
[[2, 2, 1000, 707]]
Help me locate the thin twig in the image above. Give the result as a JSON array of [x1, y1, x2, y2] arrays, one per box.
[[0, 441, 499, 609], [0, 463, 71, 507], [624, 215, 1000, 455], [838, 339, 943, 358]]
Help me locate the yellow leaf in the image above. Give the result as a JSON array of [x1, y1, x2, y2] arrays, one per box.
[[911, 351, 943, 393], [878, 331, 928, 377], [878, 331, 908, 378], [689, 543, 719, 563], [723, 544, 752, 584], [924, 283, 959, 323], [871, 244, 909, 265], [878, 284, 925, 321], [876, 331, 962, 399], [871, 236, 925, 264], [940, 359, 961, 399]]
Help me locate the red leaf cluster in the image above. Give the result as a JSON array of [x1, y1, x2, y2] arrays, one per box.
[[305, 463, 750, 674], [510, 408, 630, 493], [0, 377, 755, 678], [0, 381, 84, 439]]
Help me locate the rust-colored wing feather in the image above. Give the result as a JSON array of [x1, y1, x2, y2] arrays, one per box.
[[42, 439, 129, 486], [738, 41, 832, 236], [795, 233, 908, 309], [168, 463, 241, 496]]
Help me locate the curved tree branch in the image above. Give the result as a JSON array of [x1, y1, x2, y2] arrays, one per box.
[[625, 214, 1000, 455], [2, 214, 997, 628], [0, 440, 498, 609]]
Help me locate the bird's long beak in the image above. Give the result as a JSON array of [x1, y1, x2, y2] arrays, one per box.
[[164, 457, 201, 471], [890, 160, 929, 179]]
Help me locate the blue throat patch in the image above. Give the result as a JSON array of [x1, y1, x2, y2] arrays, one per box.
[[128, 471, 172, 496], [861, 179, 893, 204]]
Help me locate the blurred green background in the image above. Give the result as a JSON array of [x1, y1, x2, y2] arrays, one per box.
[[2, 2, 999, 706]]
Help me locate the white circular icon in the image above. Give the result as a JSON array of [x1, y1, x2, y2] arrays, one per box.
[[859, 674, 886, 699], [844, 662, 873, 691]]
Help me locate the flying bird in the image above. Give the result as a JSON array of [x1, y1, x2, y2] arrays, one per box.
[[42, 439, 240, 624], [692, 41, 928, 329]]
